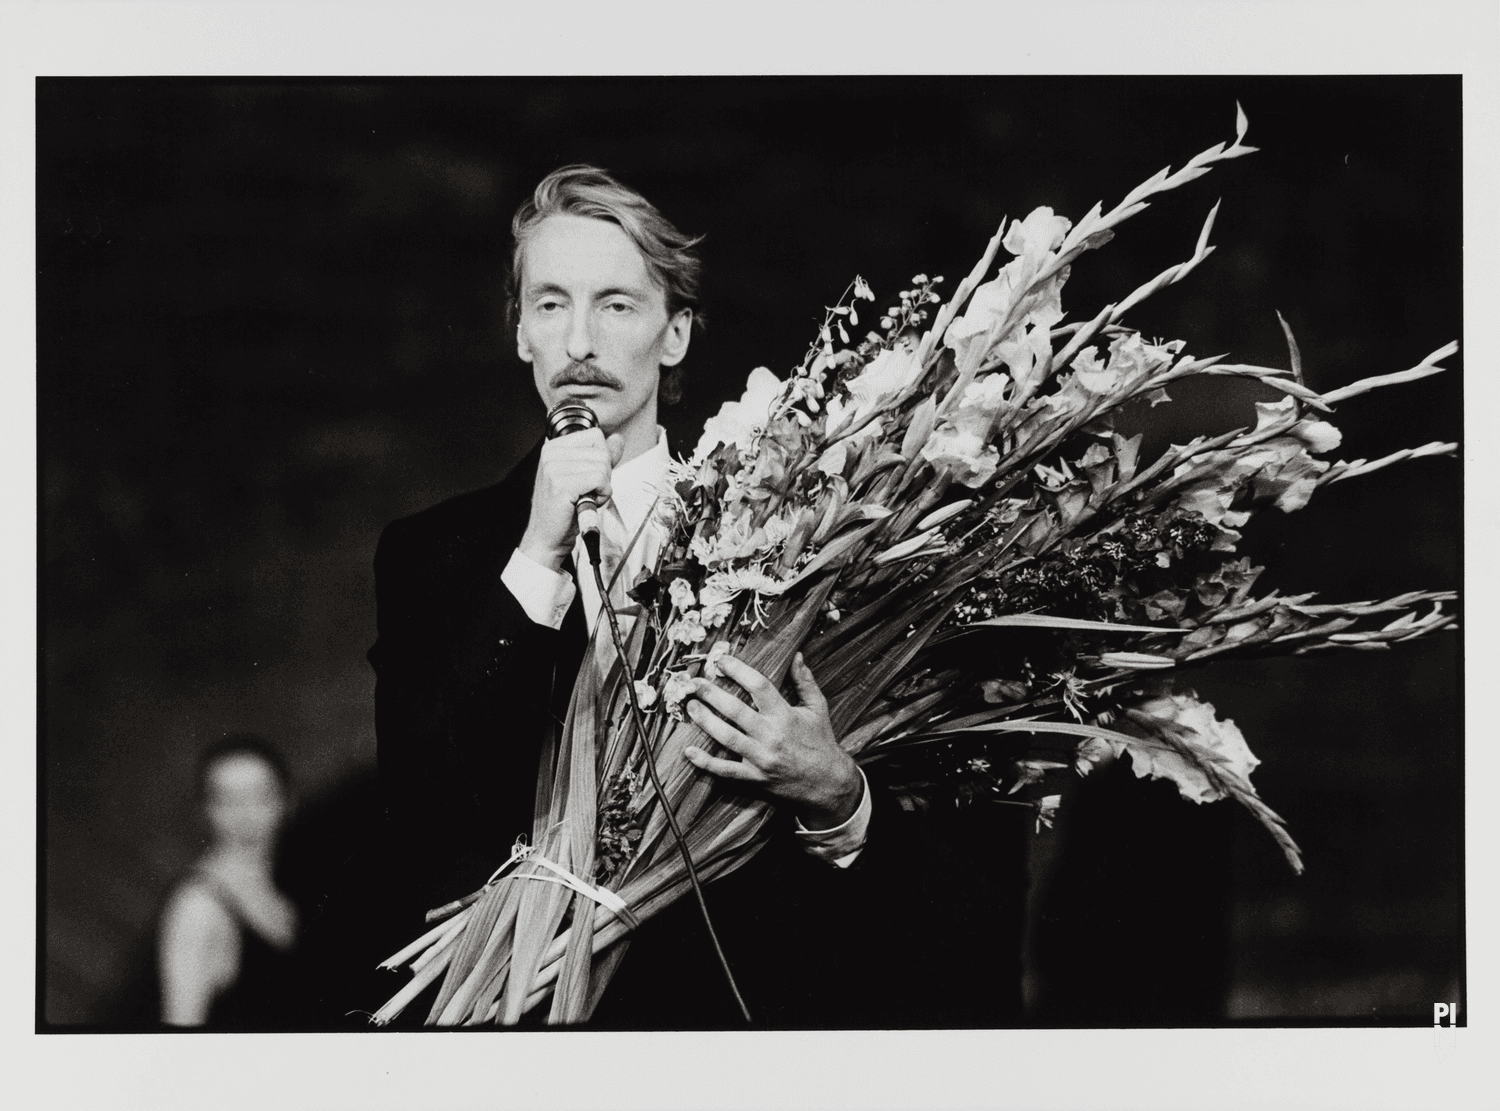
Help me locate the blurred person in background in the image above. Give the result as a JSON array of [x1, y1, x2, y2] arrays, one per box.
[[156, 734, 302, 1028]]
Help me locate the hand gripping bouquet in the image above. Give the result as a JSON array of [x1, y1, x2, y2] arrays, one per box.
[[375, 105, 1458, 1026]]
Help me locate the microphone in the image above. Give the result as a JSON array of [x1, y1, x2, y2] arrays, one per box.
[[545, 402, 604, 567]]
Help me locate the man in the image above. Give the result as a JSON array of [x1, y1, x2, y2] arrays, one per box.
[[370, 165, 1025, 1028]]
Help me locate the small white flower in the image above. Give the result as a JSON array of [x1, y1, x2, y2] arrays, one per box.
[[721, 567, 786, 595], [662, 671, 696, 718], [700, 601, 732, 628], [710, 515, 767, 562], [1035, 794, 1062, 832], [762, 513, 795, 547], [704, 641, 732, 678], [632, 680, 658, 710], [649, 489, 682, 530], [668, 578, 696, 611], [690, 533, 716, 566], [698, 575, 738, 610], [668, 612, 708, 645]]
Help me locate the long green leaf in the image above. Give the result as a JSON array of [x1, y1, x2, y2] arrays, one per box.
[[827, 593, 962, 737], [950, 613, 1188, 636], [498, 831, 576, 1025], [782, 520, 882, 588], [426, 872, 518, 1023]]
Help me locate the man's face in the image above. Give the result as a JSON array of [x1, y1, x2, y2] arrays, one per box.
[[516, 214, 691, 442]]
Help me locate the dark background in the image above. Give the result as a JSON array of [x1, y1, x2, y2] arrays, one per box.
[[38, 77, 1461, 1027]]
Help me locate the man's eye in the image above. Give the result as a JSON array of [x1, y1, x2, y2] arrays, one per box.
[[536, 298, 563, 312], [603, 301, 633, 314]]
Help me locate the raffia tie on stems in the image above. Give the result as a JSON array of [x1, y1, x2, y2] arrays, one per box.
[[496, 839, 641, 931], [372, 837, 641, 1023]]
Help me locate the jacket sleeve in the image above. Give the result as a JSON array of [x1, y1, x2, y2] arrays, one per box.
[[369, 510, 577, 916]]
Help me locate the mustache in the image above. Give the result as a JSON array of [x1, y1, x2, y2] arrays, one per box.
[[552, 362, 623, 390]]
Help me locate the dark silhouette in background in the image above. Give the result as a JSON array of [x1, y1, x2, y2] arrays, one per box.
[[40, 77, 1460, 1029]]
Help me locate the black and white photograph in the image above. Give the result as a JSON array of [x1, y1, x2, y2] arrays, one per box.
[[10, 4, 1497, 1109]]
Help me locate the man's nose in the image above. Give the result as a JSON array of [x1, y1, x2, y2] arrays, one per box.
[[565, 305, 595, 363]]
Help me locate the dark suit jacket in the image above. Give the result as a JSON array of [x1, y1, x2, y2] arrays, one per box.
[[370, 438, 1027, 1028]]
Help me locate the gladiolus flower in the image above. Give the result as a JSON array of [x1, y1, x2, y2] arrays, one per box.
[[691, 367, 784, 464]]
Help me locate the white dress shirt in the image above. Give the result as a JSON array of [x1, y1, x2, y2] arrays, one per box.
[[499, 428, 872, 867]]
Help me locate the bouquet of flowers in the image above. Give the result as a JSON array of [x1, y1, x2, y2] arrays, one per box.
[[373, 105, 1458, 1026]]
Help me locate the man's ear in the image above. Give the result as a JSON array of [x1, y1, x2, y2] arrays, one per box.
[[659, 309, 693, 367], [515, 321, 534, 364]]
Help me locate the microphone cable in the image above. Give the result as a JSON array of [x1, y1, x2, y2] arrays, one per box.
[[587, 551, 752, 1024], [546, 402, 752, 1023]]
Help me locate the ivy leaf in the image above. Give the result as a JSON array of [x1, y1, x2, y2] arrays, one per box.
[[1194, 557, 1264, 608], [1052, 481, 1092, 526], [982, 678, 1030, 703], [627, 573, 664, 609], [1141, 588, 1189, 621]]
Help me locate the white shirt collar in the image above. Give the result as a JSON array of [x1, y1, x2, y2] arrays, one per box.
[[609, 427, 670, 534]]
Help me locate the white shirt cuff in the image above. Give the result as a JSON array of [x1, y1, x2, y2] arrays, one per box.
[[501, 548, 577, 630], [794, 767, 872, 868]]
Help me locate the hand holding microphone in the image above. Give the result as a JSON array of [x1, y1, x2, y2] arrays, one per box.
[[518, 403, 625, 573]]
